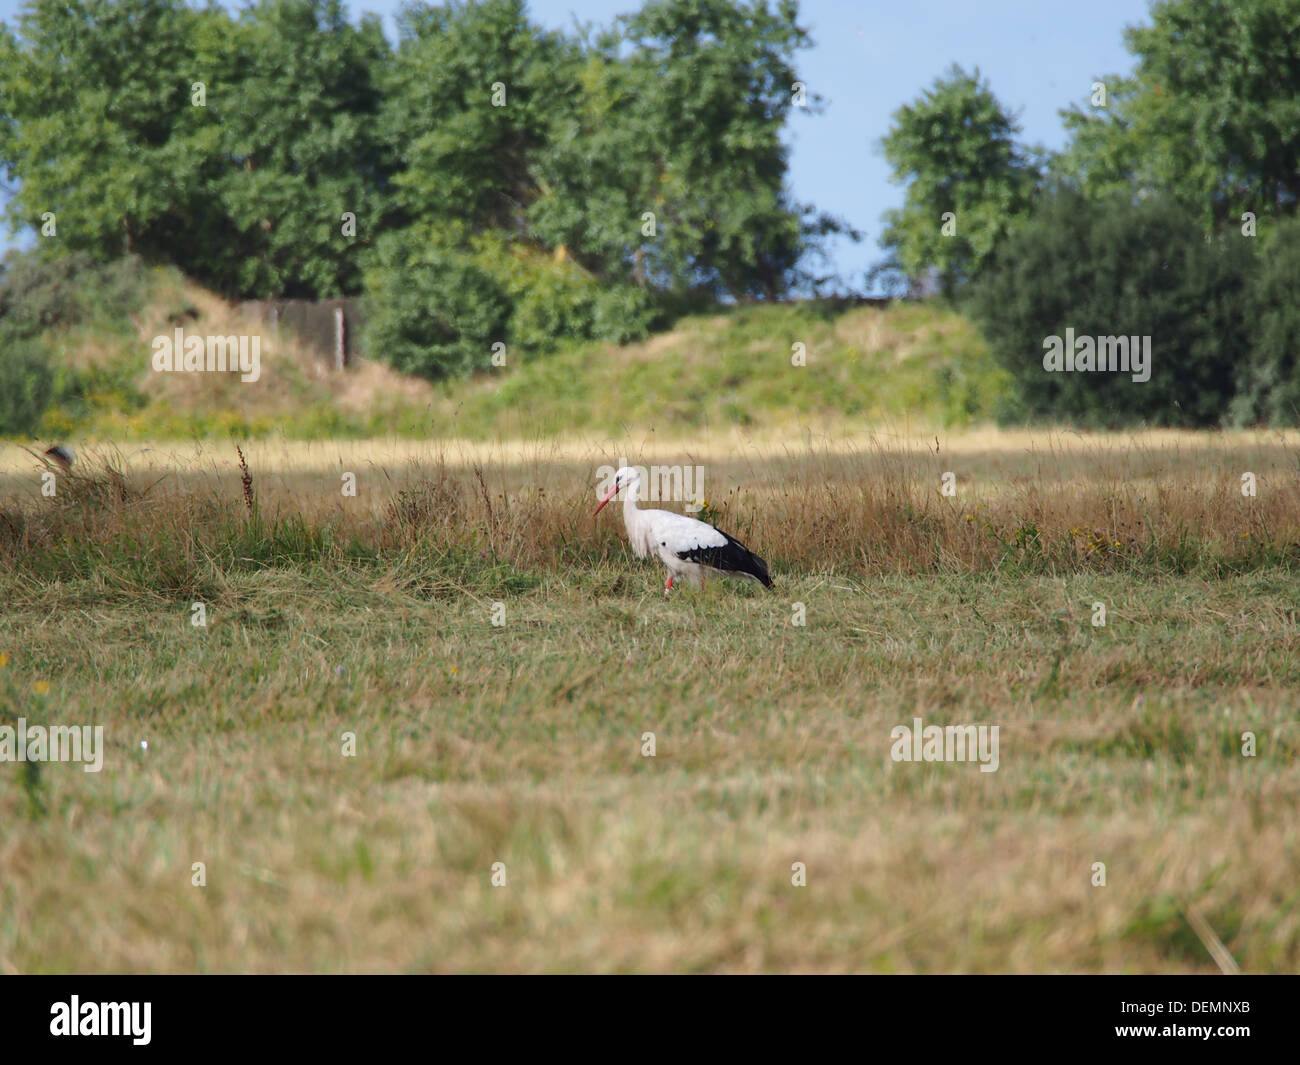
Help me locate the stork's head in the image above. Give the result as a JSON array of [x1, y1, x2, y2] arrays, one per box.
[[593, 465, 640, 515]]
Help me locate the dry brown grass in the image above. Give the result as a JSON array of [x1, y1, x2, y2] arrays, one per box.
[[47, 280, 436, 439], [2, 428, 1298, 581]]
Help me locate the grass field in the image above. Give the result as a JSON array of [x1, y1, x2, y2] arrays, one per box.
[[2, 430, 1299, 972]]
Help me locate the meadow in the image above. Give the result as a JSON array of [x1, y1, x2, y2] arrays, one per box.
[[1, 429, 1298, 972]]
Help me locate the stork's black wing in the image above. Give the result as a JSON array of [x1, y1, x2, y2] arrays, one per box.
[[676, 531, 772, 587]]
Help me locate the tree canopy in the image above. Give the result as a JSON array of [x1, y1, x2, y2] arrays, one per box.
[[1057, 0, 1300, 226], [0, 0, 839, 378], [877, 64, 1039, 296]]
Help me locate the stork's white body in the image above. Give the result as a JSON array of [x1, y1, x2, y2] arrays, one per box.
[[596, 467, 772, 594], [621, 490, 726, 589]]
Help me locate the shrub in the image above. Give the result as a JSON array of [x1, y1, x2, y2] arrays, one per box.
[[361, 234, 511, 380], [362, 229, 654, 380], [1230, 217, 1300, 425], [472, 235, 653, 352], [0, 323, 55, 435], [0, 250, 153, 332], [967, 189, 1254, 428]]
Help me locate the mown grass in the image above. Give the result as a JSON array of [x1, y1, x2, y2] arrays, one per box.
[[0, 433, 1297, 972]]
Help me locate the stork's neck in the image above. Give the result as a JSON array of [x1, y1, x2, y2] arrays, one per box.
[[622, 479, 642, 518]]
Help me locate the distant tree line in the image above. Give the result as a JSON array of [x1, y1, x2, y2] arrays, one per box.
[[0, 0, 844, 383], [877, 0, 1300, 427]]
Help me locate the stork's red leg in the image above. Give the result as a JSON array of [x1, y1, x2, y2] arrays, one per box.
[[665, 575, 674, 595]]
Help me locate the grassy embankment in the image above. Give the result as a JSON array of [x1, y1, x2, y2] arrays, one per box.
[[31, 266, 1007, 440]]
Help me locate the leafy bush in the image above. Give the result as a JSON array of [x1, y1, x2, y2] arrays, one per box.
[[0, 250, 158, 435], [968, 189, 1253, 427], [0, 323, 54, 435], [0, 250, 154, 332], [588, 284, 656, 345], [362, 230, 655, 381], [46, 353, 149, 428], [361, 234, 510, 379], [1230, 217, 1300, 425], [471, 235, 653, 352]]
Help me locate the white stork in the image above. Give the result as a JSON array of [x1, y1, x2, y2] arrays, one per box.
[[594, 466, 773, 595]]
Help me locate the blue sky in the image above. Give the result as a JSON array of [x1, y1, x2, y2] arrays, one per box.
[[0, 0, 1151, 289]]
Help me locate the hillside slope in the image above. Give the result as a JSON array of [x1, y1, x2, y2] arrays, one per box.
[[31, 271, 1008, 441]]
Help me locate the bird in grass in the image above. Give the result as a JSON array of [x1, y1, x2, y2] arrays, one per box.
[[594, 466, 772, 595], [43, 445, 75, 470]]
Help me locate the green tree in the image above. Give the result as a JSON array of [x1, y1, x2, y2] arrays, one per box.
[[0, 0, 393, 299], [529, 0, 828, 299], [0, 0, 207, 262], [196, 0, 394, 297], [1232, 216, 1300, 424], [968, 188, 1253, 428], [363, 0, 584, 373], [878, 64, 1040, 296], [380, 0, 574, 237], [1057, 0, 1300, 226]]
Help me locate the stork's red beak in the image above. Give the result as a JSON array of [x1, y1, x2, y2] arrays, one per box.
[[593, 483, 619, 516]]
